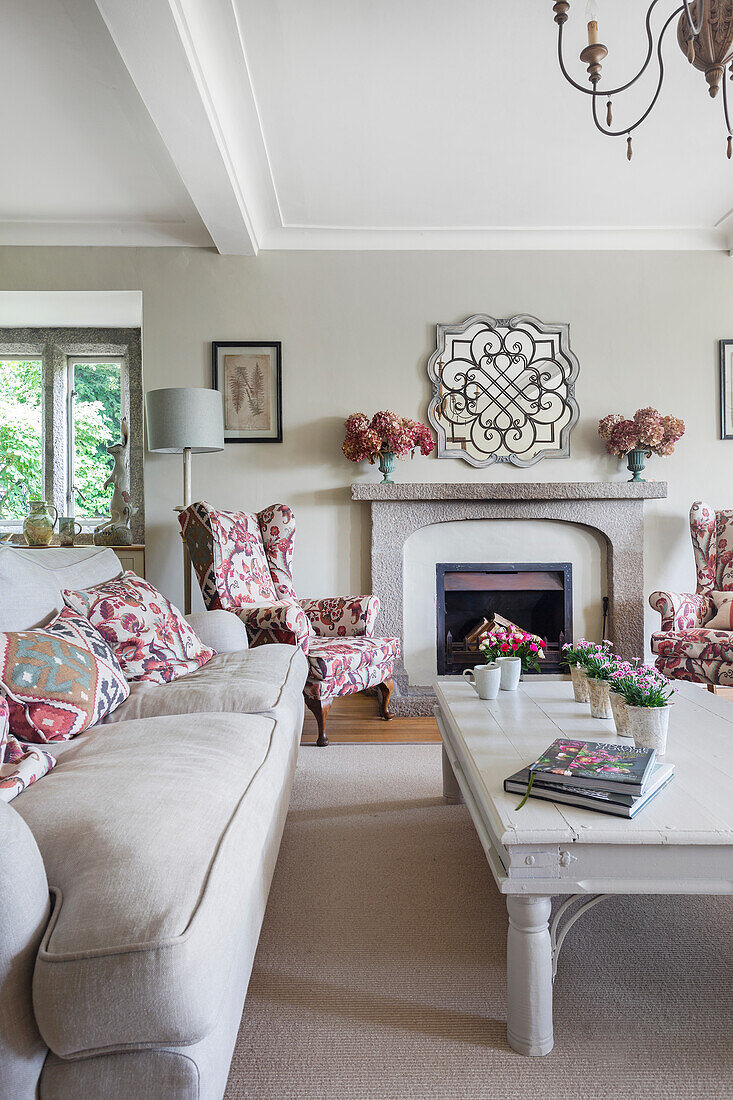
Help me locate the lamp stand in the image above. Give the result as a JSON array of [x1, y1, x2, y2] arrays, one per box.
[[183, 446, 192, 615]]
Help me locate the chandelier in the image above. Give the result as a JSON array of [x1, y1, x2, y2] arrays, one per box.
[[552, 0, 733, 159]]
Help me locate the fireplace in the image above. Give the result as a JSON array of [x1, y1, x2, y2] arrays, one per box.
[[436, 562, 572, 676]]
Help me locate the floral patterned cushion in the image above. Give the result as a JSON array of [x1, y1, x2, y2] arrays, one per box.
[[651, 628, 733, 663], [0, 694, 56, 802], [304, 656, 396, 701], [63, 572, 214, 684], [0, 611, 130, 742], [306, 635, 400, 683]]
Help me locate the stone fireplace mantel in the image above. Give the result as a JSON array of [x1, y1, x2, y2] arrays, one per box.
[[352, 481, 667, 715]]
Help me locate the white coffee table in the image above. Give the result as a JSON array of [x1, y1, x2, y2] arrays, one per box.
[[434, 677, 733, 1057]]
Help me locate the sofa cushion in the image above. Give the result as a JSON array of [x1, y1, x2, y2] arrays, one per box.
[[63, 572, 214, 684], [0, 545, 122, 632], [100, 645, 307, 724], [13, 708, 297, 1056], [1, 611, 129, 742]]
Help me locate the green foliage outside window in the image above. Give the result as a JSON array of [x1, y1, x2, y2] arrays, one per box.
[[0, 359, 122, 521]]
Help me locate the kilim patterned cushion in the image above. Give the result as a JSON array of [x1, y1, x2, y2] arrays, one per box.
[[0, 611, 130, 742], [63, 572, 215, 684]]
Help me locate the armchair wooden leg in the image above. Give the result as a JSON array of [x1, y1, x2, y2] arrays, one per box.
[[707, 683, 717, 694], [304, 696, 331, 747], [376, 678, 394, 721]]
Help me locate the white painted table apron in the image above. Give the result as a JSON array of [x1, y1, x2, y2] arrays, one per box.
[[434, 678, 733, 1056]]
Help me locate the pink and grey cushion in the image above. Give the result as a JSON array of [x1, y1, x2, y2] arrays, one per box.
[[0, 612, 130, 743], [178, 501, 399, 743], [0, 694, 57, 801], [63, 572, 214, 685], [650, 501, 733, 687]]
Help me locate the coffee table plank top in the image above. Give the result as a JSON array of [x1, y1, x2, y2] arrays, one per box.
[[435, 679, 733, 850]]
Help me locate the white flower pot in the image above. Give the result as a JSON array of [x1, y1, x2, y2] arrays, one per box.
[[587, 677, 612, 719], [462, 662, 501, 700], [497, 656, 522, 692], [627, 705, 670, 757], [609, 690, 632, 737], [570, 665, 589, 703]]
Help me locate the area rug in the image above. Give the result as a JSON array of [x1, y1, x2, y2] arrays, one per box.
[[225, 745, 732, 1099]]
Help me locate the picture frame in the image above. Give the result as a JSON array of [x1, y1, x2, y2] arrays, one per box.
[[212, 341, 282, 443], [720, 340, 733, 440]]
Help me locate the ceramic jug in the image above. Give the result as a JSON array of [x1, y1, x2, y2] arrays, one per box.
[[23, 499, 58, 546]]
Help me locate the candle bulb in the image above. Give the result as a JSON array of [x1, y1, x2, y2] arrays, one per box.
[[586, 0, 600, 45]]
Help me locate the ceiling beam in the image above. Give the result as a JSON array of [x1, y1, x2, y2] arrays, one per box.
[[94, 0, 272, 255]]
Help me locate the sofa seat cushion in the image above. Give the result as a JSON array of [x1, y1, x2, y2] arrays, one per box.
[[306, 635, 400, 682], [651, 627, 733, 662], [100, 644, 306, 724], [13, 709, 295, 1056]]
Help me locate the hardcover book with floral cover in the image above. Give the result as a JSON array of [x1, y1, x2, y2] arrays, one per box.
[[527, 739, 657, 796]]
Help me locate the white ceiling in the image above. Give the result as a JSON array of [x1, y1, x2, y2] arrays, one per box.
[[4, 0, 733, 252]]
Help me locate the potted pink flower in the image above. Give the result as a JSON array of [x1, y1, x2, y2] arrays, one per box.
[[342, 411, 434, 482], [598, 407, 685, 482], [478, 628, 545, 691]]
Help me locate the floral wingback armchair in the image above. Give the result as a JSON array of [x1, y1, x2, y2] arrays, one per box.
[[179, 501, 399, 745], [650, 500, 733, 688]]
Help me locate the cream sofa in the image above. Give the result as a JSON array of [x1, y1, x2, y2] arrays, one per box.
[[0, 545, 307, 1100]]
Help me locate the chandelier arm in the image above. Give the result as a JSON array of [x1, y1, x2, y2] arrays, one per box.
[[723, 67, 733, 134], [555, 1, 675, 98], [589, 6, 681, 137], [682, 0, 706, 36]]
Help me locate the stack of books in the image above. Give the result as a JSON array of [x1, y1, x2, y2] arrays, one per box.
[[504, 738, 675, 818]]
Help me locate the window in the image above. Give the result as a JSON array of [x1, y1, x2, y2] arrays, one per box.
[[0, 328, 143, 540], [0, 358, 44, 520], [67, 357, 124, 520]]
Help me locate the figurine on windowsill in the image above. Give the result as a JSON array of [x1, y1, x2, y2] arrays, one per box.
[[94, 418, 137, 546]]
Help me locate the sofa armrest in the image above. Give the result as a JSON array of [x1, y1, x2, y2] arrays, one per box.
[[233, 601, 310, 651], [648, 590, 711, 632], [0, 800, 50, 1096], [300, 595, 381, 637], [185, 610, 249, 654]]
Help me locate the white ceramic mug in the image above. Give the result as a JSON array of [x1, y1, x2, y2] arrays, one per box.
[[462, 662, 501, 700], [496, 656, 522, 692]]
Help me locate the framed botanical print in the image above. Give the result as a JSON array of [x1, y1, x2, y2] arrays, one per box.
[[212, 341, 282, 443], [720, 340, 733, 440]]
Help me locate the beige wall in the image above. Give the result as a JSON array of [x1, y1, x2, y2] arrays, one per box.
[[1, 246, 730, 651]]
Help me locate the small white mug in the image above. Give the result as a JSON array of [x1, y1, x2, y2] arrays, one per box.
[[462, 662, 501, 700], [496, 656, 522, 692]]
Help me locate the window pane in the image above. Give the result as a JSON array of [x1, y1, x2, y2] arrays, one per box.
[[0, 359, 43, 520], [72, 361, 122, 519]]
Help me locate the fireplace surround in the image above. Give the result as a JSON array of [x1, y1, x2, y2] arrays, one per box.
[[352, 481, 667, 715]]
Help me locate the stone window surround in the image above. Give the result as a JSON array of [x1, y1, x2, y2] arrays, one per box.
[[0, 327, 144, 544], [352, 481, 668, 716]]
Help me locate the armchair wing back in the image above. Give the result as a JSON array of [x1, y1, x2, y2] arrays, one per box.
[[689, 500, 733, 592], [178, 501, 297, 610]]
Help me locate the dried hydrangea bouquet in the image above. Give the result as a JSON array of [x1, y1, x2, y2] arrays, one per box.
[[342, 411, 434, 482], [598, 407, 685, 482]]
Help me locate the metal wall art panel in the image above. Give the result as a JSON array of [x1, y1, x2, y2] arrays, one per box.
[[427, 314, 580, 468]]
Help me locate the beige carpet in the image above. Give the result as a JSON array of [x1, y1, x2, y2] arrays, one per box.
[[225, 745, 732, 1100]]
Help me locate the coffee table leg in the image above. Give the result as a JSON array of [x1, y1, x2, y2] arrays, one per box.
[[506, 895, 554, 1056], [441, 744, 463, 804]]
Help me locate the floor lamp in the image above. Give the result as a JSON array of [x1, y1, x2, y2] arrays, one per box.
[[145, 387, 224, 614]]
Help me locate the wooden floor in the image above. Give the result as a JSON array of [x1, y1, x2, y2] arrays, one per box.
[[301, 690, 440, 745], [300, 681, 733, 746]]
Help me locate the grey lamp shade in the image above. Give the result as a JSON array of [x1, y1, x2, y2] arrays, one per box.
[[145, 387, 224, 453]]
